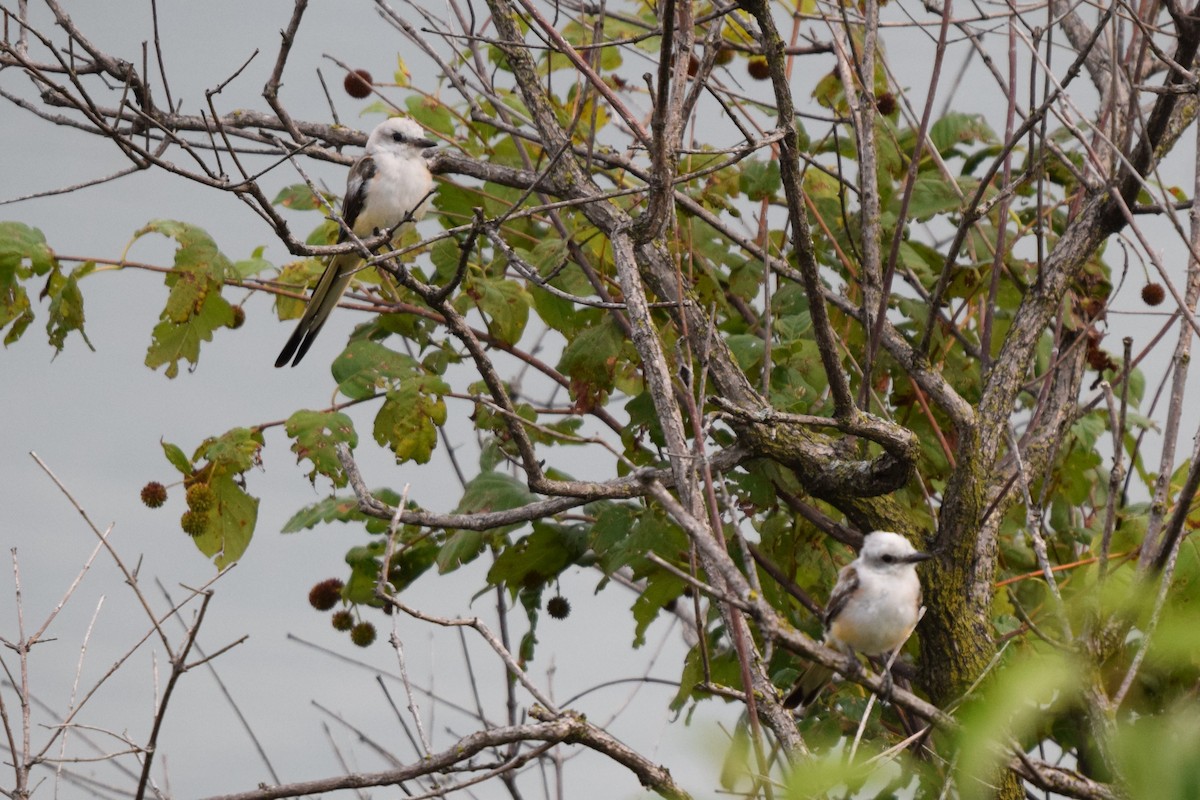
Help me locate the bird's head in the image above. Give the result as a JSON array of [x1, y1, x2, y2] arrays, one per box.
[[859, 530, 932, 572], [366, 117, 438, 155]]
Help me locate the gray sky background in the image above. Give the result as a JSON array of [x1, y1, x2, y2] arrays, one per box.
[[0, 3, 729, 797], [3, 2, 1198, 798]]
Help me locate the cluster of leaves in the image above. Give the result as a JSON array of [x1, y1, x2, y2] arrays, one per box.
[[8, 1, 1200, 793]]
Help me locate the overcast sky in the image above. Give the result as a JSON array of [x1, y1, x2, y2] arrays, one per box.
[[0, 3, 730, 797]]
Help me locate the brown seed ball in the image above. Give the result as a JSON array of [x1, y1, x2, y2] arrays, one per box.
[[308, 578, 345, 611], [180, 510, 207, 537], [331, 610, 354, 631], [350, 621, 377, 647], [714, 45, 734, 66], [230, 305, 246, 329], [747, 56, 770, 80], [343, 69, 373, 99], [547, 595, 571, 619], [875, 92, 897, 116], [1141, 282, 1166, 306], [686, 54, 700, 78], [141, 481, 168, 509]]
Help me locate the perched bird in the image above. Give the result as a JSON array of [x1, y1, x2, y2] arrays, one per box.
[[784, 530, 931, 710], [275, 117, 437, 367]]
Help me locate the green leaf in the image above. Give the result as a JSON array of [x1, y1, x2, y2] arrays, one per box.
[[145, 290, 234, 377], [558, 319, 626, 410], [272, 184, 325, 210], [0, 222, 58, 344], [437, 529, 484, 573], [373, 376, 449, 464], [232, 246, 273, 279], [1114, 707, 1200, 798], [456, 470, 535, 515], [632, 570, 685, 647], [387, 540, 439, 592], [161, 440, 193, 476], [955, 649, 1079, 800], [738, 159, 782, 202], [281, 494, 369, 532], [488, 523, 587, 590], [905, 175, 962, 221], [196, 427, 263, 473], [285, 410, 358, 486], [332, 339, 419, 401], [471, 276, 531, 345], [191, 472, 259, 569], [137, 221, 235, 376], [46, 261, 94, 353], [404, 96, 455, 137], [0, 221, 57, 276], [929, 112, 997, 156]]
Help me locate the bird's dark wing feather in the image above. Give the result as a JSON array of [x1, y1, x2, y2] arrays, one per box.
[[822, 564, 859, 630], [337, 154, 376, 241]]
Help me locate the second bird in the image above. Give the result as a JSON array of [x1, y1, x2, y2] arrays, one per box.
[[784, 530, 931, 710], [275, 117, 437, 368]]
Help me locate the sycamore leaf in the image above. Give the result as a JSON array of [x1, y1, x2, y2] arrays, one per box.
[[487, 522, 587, 591], [632, 571, 684, 647], [373, 376, 449, 464], [46, 261, 94, 353], [738, 159, 782, 202], [191, 472, 259, 569], [333, 339, 420, 401], [136, 221, 235, 377], [196, 427, 263, 473], [272, 184, 325, 210], [470, 276, 531, 346], [161, 440, 193, 476], [0, 221, 56, 276], [145, 290, 234, 377], [437, 529, 484, 573], [282, 494, 367, 532], [286, 409, 358, 486], [0, 222, 58, 344]]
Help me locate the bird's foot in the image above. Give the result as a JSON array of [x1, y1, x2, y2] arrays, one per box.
[[878, 668, 894, 703]]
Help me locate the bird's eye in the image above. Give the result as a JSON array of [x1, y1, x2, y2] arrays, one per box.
[[881, 554, 895, 563], [391, 132, 406, 143]]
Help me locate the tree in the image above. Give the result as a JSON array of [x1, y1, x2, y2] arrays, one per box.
[[3, 0, 1200, 797]]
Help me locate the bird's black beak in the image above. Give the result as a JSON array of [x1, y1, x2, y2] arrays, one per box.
[[417, 137, 438, 149], [906, 551, 934, 564]]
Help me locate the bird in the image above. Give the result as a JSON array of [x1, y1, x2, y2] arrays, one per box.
[[275, 117, 437, 367], [783, 530, 931, 710]]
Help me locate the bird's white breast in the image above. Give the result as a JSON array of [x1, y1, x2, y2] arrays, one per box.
[[352, 151, 434, 236], [827, 566, 922, 655]]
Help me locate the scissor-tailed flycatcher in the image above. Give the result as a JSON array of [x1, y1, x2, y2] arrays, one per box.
[[784, 530, 931, 710], [275, 117, 437, 367]]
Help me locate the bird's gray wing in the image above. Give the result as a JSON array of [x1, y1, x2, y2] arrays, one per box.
[[337, 154, 376, 240], [822, 564, 859, 630], [782, 564, 861, 710]]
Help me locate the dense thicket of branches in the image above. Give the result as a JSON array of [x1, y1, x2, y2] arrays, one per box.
[[5, 0, 1200, 797]]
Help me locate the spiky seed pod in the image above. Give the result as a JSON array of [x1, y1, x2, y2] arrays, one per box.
[[547, 595, 571, 619], [186, 483, 216, 513], [331, 610, 354, 631], [141, 481, 168, 508], [308, 578, 344, 611], [180, 510, 207, 537], [350, 621, 377, 647]]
